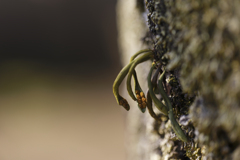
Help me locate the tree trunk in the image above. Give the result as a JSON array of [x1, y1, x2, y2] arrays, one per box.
[[116, 0, 240, 160]]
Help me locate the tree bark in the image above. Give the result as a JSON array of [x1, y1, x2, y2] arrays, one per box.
[[116, 0, 240, 160]]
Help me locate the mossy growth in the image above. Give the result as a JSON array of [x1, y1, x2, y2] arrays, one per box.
[[144, 0, 240, 159]]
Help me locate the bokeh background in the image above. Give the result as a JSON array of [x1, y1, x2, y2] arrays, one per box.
[[0, 0, 126, 159]]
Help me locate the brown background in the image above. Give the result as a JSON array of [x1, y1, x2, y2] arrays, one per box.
[[0, 0, 126, 159]]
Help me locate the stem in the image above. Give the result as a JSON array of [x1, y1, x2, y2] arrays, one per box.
[[127, 52, 154, 101], [146, 90, 160, 120], [147, 63, 168, 115], [158, 71, 188, 142], [129, 49, 152, 112], [113, 60, 135, 110], [130, 49, 152, 62]]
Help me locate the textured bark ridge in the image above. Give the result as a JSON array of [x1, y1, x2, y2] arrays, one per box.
[[117, 0, 240, 159]]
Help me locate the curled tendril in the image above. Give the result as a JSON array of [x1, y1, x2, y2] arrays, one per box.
[[113, 50, 153, 111], [113, 49, 189, 142], [112, 61, 135, 110]]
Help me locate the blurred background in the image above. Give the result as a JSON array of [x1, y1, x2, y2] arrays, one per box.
[[0, 0, 126, 159]]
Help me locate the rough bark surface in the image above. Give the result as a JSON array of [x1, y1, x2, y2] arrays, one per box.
[[116, 0, 240, 160]]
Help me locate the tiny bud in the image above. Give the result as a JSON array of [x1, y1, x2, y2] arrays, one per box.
[[142, 98, 146, 102], [135, 90, 140, 94], [142, 103, 146, 108]]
